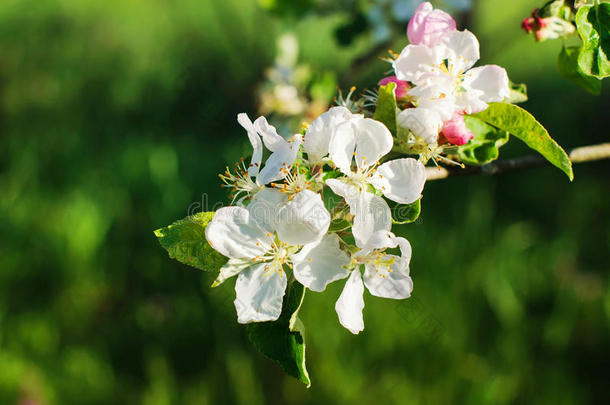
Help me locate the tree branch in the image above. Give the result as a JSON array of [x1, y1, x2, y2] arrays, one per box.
[[426, 143, 610, 181]]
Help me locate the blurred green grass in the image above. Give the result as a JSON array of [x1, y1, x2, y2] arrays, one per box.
[[0, 0, 608, 404]]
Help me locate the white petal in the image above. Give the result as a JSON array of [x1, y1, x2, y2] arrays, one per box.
[[394, 44, 443, 83], [305, 106, 356, 163], [352, 191, 392, 248], [442, 30, 480, 73], [205, 207, 272, 260], [256, 140, 300, 186], [253, 116, 287, 152], [397, 108, 443, 144], [357, 229, 399, 256], [237, 113, 263, 176], [335, 270, 365, 334], [212, 258, 253, 287], [328, 119, 357, 175], [354, 118, 393, 171], [363, 256, 413, 299], [247, 188, 288, 233], [325, 179, 360, 211], [462, 65, 510, 105], [370, 158, 426, 205], [291, 234, 350, 292], [276, 190, 330, 245], [325, 180, 391, 248], [234, 263, 287, 323]]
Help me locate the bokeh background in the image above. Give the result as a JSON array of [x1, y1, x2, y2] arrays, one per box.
[[1, 0, 609, 403]]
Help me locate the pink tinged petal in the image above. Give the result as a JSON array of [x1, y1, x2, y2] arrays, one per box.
[[328, 119, 357, 175], [363, 256, 413, 299], [335, 270, 365, 334], [291, 234, 350, 292], [237, 113, 263, 177], [378, 76, 410, 99], [370, 158, 426, 205], [253, 116, 287, 152], [397, 107, 443, 144], [305, 106, 356, 163], [407, 2, 457, 47], [205, 207, 272, 260], [353, 118, 393, 171], [394, 44, 444, 83], [441, 112, 474, 145], [276, 190, 330, 246], [234, 262, 287, 323], [462, 65, 510, 104], [442, 30, 480, 73]]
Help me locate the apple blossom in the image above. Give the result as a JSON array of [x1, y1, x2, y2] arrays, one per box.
[[407, 2, 457, 47], [441, 112, 474, 146], [205, 188, 333, 323], [378, 75, 410, 99]]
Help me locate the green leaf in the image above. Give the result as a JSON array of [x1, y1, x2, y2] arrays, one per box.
[[374, 83, 397, 135], [472, 103, 573, 180], [505, 81, 528, 104], [458, 116, 510, 165], [154, 212, 228, 272], [558, 46, 602, 95], [247, 281, 311, 387], [390, 199, 421, 225], [329, 218, 351, 232], [575, 2, 610, 79]]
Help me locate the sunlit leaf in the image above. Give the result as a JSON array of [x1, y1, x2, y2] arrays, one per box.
[[374, 82, 397, 135], [472, 103, 573, 180], [154, 212, 228, 272], [575, 2, 610, 79]]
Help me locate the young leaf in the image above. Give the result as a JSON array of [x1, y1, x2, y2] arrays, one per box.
[[459, 116, 510, 165], [154, 212, 228, 272], [391, 199, 421, 225], [575, 2, 610, 79], [247, 281, 311, 387], [472, 103, 573, 180], [374, 82, 397, 135], [558, 46, 602, 95]]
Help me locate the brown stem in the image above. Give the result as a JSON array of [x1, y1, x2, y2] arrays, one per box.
[[425, 143, 610, 181]]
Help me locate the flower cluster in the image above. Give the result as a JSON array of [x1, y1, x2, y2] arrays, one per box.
[[208, 107, 424, 333], [390, 2, 510, 151], [205, 2, 512, 334]]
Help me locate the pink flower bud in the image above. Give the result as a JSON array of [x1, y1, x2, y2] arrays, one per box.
[[378, 76, 410, 99], [441, 112, 473, 146], [407, 2, 457, 46]]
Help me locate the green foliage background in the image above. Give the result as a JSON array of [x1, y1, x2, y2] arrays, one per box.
[[0, 0, 608, 403]]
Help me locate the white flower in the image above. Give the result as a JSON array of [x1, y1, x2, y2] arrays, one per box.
[[221, 113, 302, 202], [304, 106, 362, 165], [397, 107, 444, 144], [394, 30, 510, 119], [335, 230, 414, 334], [205, 188, 335, 323], [324, 117, 426, 244]]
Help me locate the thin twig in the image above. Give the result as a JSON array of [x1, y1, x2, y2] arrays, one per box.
[[426, 143, 610, 181]]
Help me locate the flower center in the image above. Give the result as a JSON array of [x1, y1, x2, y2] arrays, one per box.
[[271, 162, 314, 196], [219, 158, 263, 202], [352, 251, 397, 279]]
